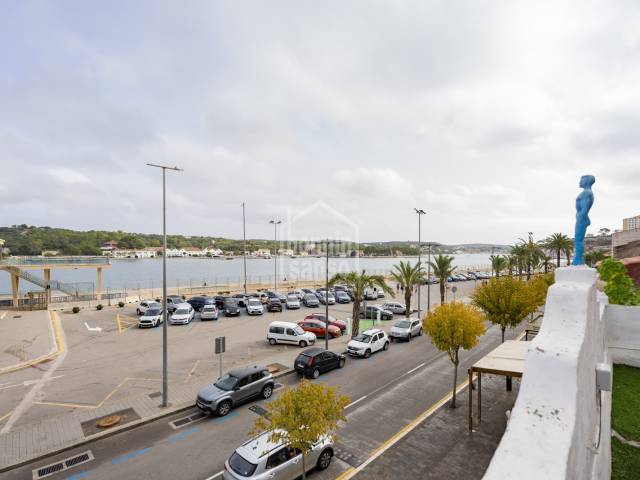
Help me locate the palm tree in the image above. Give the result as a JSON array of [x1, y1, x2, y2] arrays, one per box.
[[510, 244, 526, 276], [541, 254, 553, 273], [542, 233, 573, 267], [329, 270, 393, 336], [429, 254, 456, 304], [516, 233, 543, 280], [390, 261, 424, 317], [490, 254, 508, 277]]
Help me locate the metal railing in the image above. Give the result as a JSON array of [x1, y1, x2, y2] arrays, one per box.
[[0, 256, 111, 267]]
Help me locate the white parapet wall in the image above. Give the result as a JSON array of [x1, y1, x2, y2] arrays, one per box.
[[605, 304, 640, 368], [483, 266, 611, 480]]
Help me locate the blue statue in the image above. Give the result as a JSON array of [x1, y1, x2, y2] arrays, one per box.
[[572, 175, 595, 266]]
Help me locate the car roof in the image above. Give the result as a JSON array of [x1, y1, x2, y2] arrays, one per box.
[[299, 347, 327, 356], [269, 321, 299, 327], [238, 430, 286, 462], [228, 364, 267, 378], [362, 328, 383, 335], [174, 302, 191, 308]]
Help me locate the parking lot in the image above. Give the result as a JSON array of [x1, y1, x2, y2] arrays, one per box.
[[0, 281, 478, 431]]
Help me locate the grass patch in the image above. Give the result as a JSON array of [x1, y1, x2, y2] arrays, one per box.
[[612, 364, 640, 442], [612, 436, 640, 480]]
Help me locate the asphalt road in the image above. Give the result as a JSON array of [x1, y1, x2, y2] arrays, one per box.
[[2, 312, 519, 480]]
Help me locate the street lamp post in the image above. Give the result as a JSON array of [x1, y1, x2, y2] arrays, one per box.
[[242, 203, 247, 295], [427, 242, 432, 314], [146, 163, 183, 408], [325, 238, 330, 350], [269, 220, 281, 292], [414, 208, 426, 319]]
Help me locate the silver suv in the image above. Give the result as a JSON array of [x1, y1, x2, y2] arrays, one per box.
[[223, 430, 334, 480], [196, 365, 274, 416], [389, 318, 423, 341]]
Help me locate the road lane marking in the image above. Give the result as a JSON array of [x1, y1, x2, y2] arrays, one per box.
[[0, 411, 12, 423], [335, 375, 476, 480], [406, 362, 426, 375], [345, 395, 367, 409], [84, 322, 102, 333], [0, 375, 66, 391], [1, 312, 67, 434], [203, 471, 224, 480], [0, 311, 6, 320], [168, 426, 201, 443]]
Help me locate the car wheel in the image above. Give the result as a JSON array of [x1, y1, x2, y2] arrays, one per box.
[[299, 340, 308, 348], [268, 338, 277, 345], [407, 333, 412, 342], [217, 400, 232, 417], [339, 358, 345, 368], [261, 384, 273, 399], [418, 328, 423, 336], [136, 309, 141, 315], [383, 341, 389, 351], [364, 349, 371, 359], [390, 336, 395, 342], [317, 449, 333, 470], [312, 368, 320, 379]]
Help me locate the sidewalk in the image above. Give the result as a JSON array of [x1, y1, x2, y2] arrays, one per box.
[[0, 311, 58, 374], [349, 374, 520, 480], [0, 334, 351, 472]]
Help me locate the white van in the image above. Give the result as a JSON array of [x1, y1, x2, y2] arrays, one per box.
[[267, 321, 316, 347]]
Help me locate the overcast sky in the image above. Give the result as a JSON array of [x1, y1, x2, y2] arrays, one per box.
[[1, 1, 639, 245]]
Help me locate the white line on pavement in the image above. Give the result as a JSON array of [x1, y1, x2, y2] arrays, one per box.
[[84, 322, 102, 333], [0, 311, 7, 320], [203, 470, 224, 480], [345, 395, 368, 409], [0, 375, 66, 391], [406, 362, 426, 375]]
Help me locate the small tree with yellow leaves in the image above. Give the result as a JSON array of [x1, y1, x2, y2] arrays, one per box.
[[251, 380, 350, 479], [423, 301, 486, 408]]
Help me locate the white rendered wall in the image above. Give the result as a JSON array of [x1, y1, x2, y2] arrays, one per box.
[[483, 267, 609, 480], [606, 304, 640, 367]]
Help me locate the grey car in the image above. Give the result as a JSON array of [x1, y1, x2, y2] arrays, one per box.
[[196, 365, 274, 416], [389, 318, 423, 341]]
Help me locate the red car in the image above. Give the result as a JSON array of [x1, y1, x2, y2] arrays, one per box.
[[303, 313, 347, 332], [298, 319, 341, 338]]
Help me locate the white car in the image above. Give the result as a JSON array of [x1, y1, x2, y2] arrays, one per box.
[[246, 298, 264, 315], [347, 329, 389, 358], [382, 302, 406, 315], [138, 307, 164, 328], [170, 304, 195, 325], [267, 321, 316, 347], [136, 300, 161, 315], [285, 294, 301, 309], [201, 304, 219, 320], [288, 289, 305, 300]]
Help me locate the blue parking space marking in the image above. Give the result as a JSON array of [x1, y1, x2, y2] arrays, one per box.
[[209, 411, 239, 424], [111, 447, 151, 465], [168, 426, 201, 443], [66, 472, 90, 480]]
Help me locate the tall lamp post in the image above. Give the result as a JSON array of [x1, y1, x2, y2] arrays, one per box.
[[146, 163, 183, 408], [325, 238, 330, 350], [426, 242, 432, 314], [414, 208, 426, 319], [242, 203, 247, 294], [269, 220, 281, 292]]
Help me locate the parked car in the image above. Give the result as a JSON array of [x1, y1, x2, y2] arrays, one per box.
[[166, 295, 184, 313], [301, 288, 314, 295], [334, 291, 351, 304], [376, 290, 385, 299], [223, 299, 241, 317], [297, 319, 341, 339], [276, 292, 287, 303], [214, 296, 227, 309], [250, 292, 269, 304], [223, 430, 334, 479], [187, 296, 212, 312], [288, 289, 305, 300], [196, 365, 274, 417], [267, 321, 316, 347], [285, 294, 301, 310], [266, 298, 283, 312], [138, 307, 164, 328], [170, 304, 195, 325], [303, 313, 347, 333], [302, 293, 320, 307], [136, 300, 161, 315], [232, 294, 248, 307], [347, 329, 389, 358], [319, 292, 336, 305], [246, 298, 264, 315], [382, 302, 406, 315], [294, 347, 345, 378], [200, 304, 219, 320], [359, 305, 393, 321], [363, 289, 377, 301], [389, 318, 423, 341]]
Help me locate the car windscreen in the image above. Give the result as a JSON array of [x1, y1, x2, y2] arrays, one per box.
[[353, 334, 372, 343], [224, 300, 238, 307], [304, 294, 316, 300], [287, 295, 298, 300], [395, 321, 411, 328], [248, 299, 260, 306], [145, 309, 161, 316], [214, 373, 239, 391], [202, 305, 216, 311], [174, 308, 189, 315], [293, 326, 305, 335], [229, 452, 257, 477]]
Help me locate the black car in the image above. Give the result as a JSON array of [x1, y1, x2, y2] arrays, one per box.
[[294, 348, 346, 379], [334, 291, 350, 304], [266, 298, 283, 312], [214, 296, 226, 309], [359, 305, 393, 320], [187, 296, 213, 312], [303, 293, 320, 307], [231, 294, 247, 307], [223, 299, 241, 316]]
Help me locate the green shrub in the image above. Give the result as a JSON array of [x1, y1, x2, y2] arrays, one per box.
[[598, 258, 639, 305], [72, 306, 80, 314], [96, 304, 103, 310], [118, 301, 125, 308]]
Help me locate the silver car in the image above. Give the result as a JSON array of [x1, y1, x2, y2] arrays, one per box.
[[382, 302, 406, 315], [223, 431, 334, 480], [389, 318, 423, 341], [285, 295, 300, 309], [196, 365, 274, 416]]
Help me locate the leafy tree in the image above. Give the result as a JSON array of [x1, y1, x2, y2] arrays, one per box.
[[490, 254, 508, 277], [471, 276, 538, 342], [598, 258, 639, 306], [585, 250, 606, 267], [540, 254, 553, 274], [423, 301, 486, 408], [390, 260, 424, 317], [330, 270, 393, 336], [429, 254, 456, 304], [515, 233, 543, 279], [542, 233, 573, 268], [252, 380, 350, 480]]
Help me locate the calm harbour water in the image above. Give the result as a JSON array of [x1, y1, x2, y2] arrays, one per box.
[[0, 254, 492, 294]]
